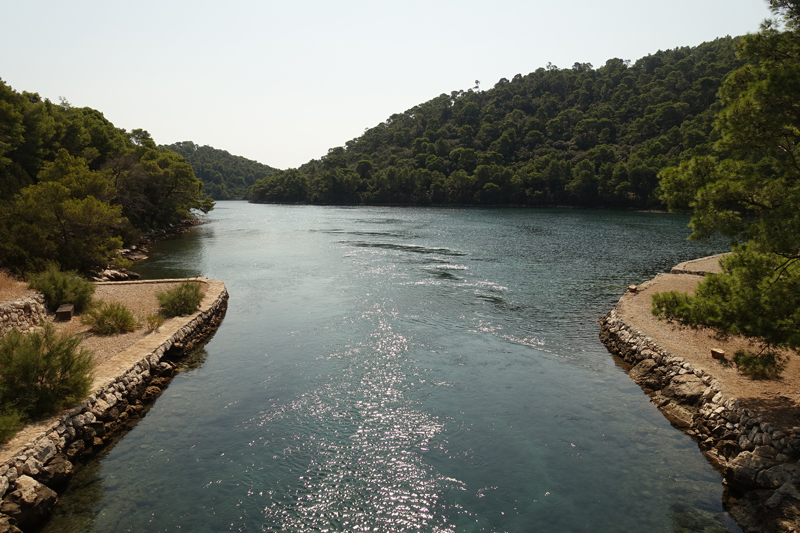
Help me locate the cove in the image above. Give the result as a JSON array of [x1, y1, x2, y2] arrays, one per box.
[[44, 203, 740, 532]]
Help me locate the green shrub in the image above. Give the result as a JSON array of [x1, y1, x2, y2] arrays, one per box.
[[29, 264, 95, 313], [81, 301, 139, 335], [157, 281, 203, 317], [145, 313, 165, 332], [0, 409, 24, 444], [0, 323, 94, 419]]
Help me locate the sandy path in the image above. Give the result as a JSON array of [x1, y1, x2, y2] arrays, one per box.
[[617, 257, 800, 432]]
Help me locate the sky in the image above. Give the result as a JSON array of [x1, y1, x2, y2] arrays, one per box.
[[1, 0, 773, 170]]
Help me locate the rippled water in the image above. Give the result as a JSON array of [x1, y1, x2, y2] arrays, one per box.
[[44, 204, 741, 532]]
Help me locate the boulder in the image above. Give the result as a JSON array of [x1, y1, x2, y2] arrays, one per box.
[[37, 456, 73, 486], [756, 463, 799, 489], [65, 439, 85, 460], [0, 476, 57, 530], [629, 359, 658, 384], [0, 514, 22, 533], [664, 374, 706, 404], [727, 451, 778, 489], [141, 386, 162, 402], [30, 439, 56, 467]]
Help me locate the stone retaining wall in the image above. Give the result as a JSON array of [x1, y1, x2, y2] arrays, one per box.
[[600, 309, 800, 532], [0, 296, 46, 337], [0, 280, 228, 533]]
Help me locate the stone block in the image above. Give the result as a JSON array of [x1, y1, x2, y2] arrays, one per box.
[[711, 348, 725, 359]]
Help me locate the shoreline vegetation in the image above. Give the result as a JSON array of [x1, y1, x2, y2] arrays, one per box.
[[0, 277, 228, 532], [601, 255, 800, 532], [0, 1, 797, 531]]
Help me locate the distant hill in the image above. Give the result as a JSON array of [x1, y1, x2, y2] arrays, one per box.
[[164, 141, 278, 200], [250, 36, 744, 209]]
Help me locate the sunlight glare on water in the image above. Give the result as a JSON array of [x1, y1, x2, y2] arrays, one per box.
[[43, 204, 741, 533]]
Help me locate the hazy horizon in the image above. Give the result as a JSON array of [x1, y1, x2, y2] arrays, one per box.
[[2, 0, 773, 169]]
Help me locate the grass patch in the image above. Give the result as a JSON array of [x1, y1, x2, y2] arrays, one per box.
[[28, 264, 95, 313], [0, 323, 94, 425], [81, 301, 139, 335], [157, 281, 203, 317]]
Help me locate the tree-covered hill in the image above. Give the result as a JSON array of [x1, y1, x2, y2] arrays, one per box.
[[0, 80, 213, 274], [250, 36, 745, 208], [163, 141, 278, 200]]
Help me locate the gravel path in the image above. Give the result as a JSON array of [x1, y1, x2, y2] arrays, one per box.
[[51, 280, 206, 366]]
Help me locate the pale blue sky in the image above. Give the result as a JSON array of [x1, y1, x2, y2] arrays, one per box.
[[1, 0, 773, 169]]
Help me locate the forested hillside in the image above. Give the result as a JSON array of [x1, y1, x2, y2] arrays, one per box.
[[652, 0, 800, 375], [0, 80, 214, 274], [163, 141, 278, 200], [250, 37, 744, 208]]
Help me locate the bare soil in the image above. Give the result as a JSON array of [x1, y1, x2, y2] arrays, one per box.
[[0, 271, 36, 302], [1, 280, 206, 367]]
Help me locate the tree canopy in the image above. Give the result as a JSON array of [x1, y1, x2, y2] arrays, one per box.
[[0, 82, 214, 273], [164, 141, 278, 200], [653, 0, 800, 376], [250, 37, 746, 207]]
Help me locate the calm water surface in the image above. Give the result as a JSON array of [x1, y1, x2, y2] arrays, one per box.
[[45, 204, 740, 532]]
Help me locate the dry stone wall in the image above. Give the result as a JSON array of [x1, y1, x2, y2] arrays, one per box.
[[0, 296, 46, 337], [600, 309, 800, 532], [0, 281, 228, 533]]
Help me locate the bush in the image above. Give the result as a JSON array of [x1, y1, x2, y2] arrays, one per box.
[[0, 323, 94, 420], [157, 281, 203, 317], [28, 264, 95, 313], [652, 246, 799, 380], [81, 301, 139, 335], [145, 313, 164, 332], [0, 409, 24, 444]]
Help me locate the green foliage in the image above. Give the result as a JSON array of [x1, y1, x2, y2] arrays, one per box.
[[157, 281, 203, 317], [655, 3, 800, 377], [0, 79, 214, 274], [248, 169, 310, 203], [653, 246, 800, 355], [164, 141, 278, 200], [250, 37, 744, 208], [0, 409, 24, 444], [28, 264, 95, 312], [0, 323, 94, 420], [732, 350, 786, 380], [145, 313, 165, 332], [81, 301, 139, 335], [9, 151, 126, 272]]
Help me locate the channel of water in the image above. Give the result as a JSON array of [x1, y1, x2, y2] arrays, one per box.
[[43, 203, 739, 532]]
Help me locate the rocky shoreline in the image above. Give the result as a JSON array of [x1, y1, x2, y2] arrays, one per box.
[[600, 269, 800, 532], [0, 278, 228, 533]]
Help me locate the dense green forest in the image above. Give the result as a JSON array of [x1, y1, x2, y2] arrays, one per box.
[[163, 141, 277, 200], [653, 0, 800, 375], [0, 81, 214, 274], [250, 37, 745, 208]]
